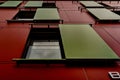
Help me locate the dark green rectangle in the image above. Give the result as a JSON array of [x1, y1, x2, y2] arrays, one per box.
[[34, 8, 60, 20], [87, 8, 120, 20], [59, 24, 119, 59], [0, 1, 22, 7], [24, 1, 43, 8], [80, 1, 104, 7]]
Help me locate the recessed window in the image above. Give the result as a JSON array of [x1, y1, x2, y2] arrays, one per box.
[[7, 10, 36, 22], [42, 2, 56, 8], [22, 28, 64, 60], [14, 11, 35, 20]]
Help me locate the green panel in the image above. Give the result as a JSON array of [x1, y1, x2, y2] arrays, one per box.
[[59, 24, 119, 59], [24, 1, 43, 8], [80, 1, 103, 7], [0, 1, 22, 7], [34, 8, 60, 20], [87, 8, 120, 20]]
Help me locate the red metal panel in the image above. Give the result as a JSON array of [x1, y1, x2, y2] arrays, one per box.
[[0, 64, 86, 80], [94, 26, 120, 57], [0, 27, 30, 62]]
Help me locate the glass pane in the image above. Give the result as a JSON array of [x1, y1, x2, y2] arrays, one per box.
[[26, 41, 62, 59]]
